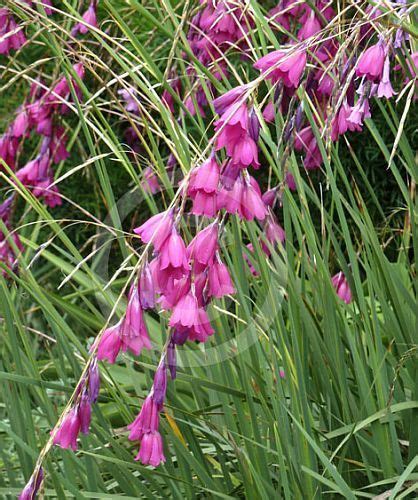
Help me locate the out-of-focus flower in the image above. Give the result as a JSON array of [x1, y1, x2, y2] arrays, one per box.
[[0, 8, 26, 55], [72, 1, 97, 36], [254, 49, 307, 88], [331, 271, 352, 304]]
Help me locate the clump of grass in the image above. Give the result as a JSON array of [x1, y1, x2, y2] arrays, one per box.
[[0, 1, 417, 498]]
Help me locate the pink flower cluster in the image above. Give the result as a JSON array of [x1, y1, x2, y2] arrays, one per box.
[[248, 4, 416, 171], [0, 63, 85, 272], [177, 0, 253, 116], [1, 0, 99, 279], [127, 364, 167, 466], [0, 8, 26, 55], [0, 195, 23, 276], [52, 359, 100, 450], [19, 2, 418, 494]]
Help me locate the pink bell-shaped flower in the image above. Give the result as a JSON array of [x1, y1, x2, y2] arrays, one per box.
[[128, 396, 160, 441], [97, 322, 123, 364], [356, 41, 386, 82], [169, 290, 199, 329], [134, 210, 174, 251], [52, 408, 81, 451], [120, 284, 152, 356], [135, 431, 166, 467], [158, 227, 189, 279], [208, 256, 235, 299], [187, 222, 219, 267], [240, 176, 267, 221]]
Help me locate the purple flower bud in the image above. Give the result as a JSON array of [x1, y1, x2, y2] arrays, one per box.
[[139, 263, 155, 309], [220, 160, 241, 190], [171, 327, 190, 346], [261, 187, 277, 208], [167, 341, 177, 380], [295, 104, 304, 131], [152, 363, 167, 406], [274, 81, 283, 102], [19, 468, 44, 500], [248, 107, 260, 142], [283, 117, 294, 143], [88, 359, 100, 403], [0, 195, 14, 222], [167, 153, 177, 173], [78, 392, 92, 435]]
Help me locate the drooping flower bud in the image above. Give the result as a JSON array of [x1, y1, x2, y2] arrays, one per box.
[[152, 363, 167, 407], [139, 262, 156, 309], [167, 340, 177, 380], [19, 468, 44, 500]]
